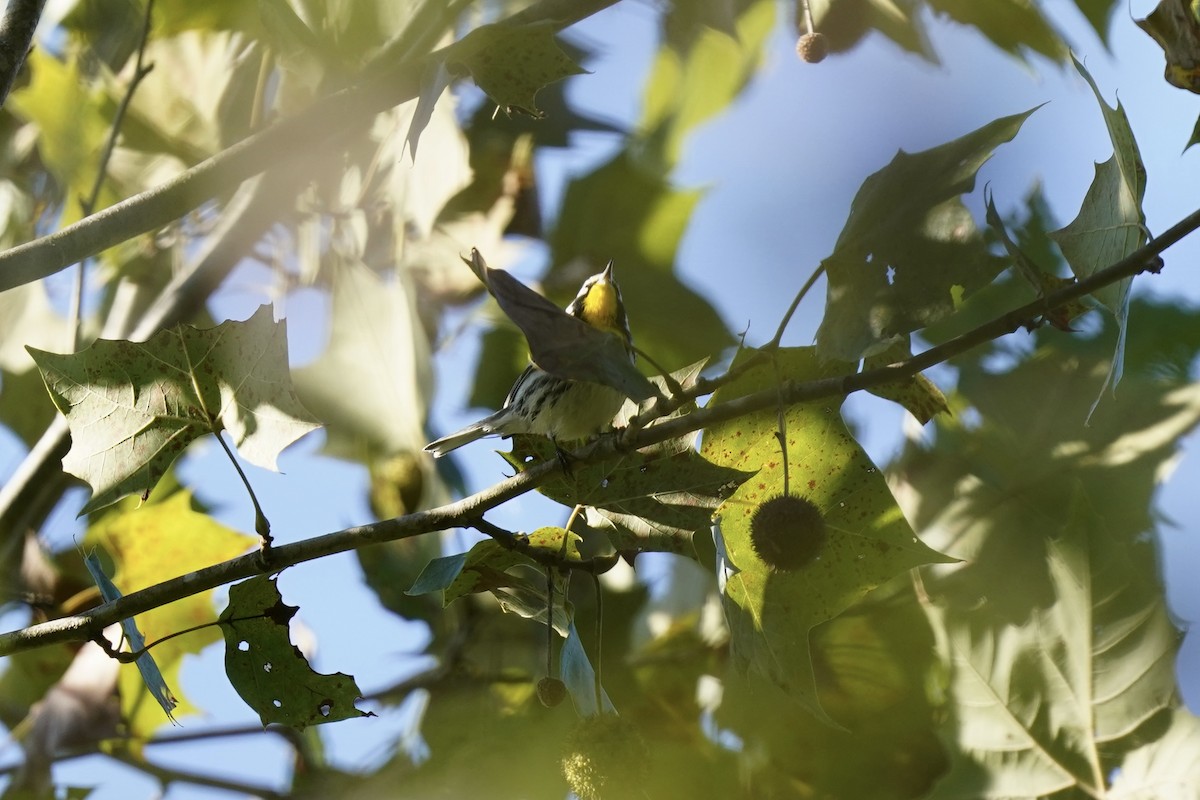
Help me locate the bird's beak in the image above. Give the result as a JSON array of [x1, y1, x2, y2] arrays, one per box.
[[602, 260, 615, 283]]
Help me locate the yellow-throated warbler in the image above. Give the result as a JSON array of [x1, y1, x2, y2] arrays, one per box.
[[423, 262, 634, 458]]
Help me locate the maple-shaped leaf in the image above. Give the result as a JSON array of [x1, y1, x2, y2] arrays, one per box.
[[702, 347, 954, 722], [28, 305, 320, 514], [220, 575, 371, 728], [445, 21, 587, 118], [87, 490, 256, 736]]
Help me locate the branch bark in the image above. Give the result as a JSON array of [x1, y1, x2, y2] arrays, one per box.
[[2, 203, 1195, 657], [0, 0, 44, 107], [0, 0, 620, 293]]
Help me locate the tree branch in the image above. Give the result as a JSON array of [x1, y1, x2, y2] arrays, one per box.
[[0, 0, 44, 107], [0, 0, 620, 293], [2, 202, 1194, 658]]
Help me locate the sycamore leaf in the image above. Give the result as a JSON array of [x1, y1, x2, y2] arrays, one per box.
[[87, 491, 255, 736], [808, 0, 937, 60], [507, 434, 750, 557], [1050, 56, 1148, 418], [406, 528, 579, 636], [28, 305, 320, 514], [445, 21, 587, 118], [1109, 709, 1200, 798], [923, 492, 1182, 798], [1136, 0, 1200, 94], [83, 549, 178, 724], [219, 575, 371, 728], [293, 262, 431, 460], [466, 249, 655, 402], [701, 348, 953, 721], [926, 0, 1068, 62], [815, 109, 1034, 361], [984, 191, 1091, 331], [641, 0, 775, 169], [862, 339, 950, 425]]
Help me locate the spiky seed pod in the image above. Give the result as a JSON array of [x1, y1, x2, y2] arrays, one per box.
[[797, 32, 828, 63], [536, 677, 567, 708], [750, 494, 827, 571]]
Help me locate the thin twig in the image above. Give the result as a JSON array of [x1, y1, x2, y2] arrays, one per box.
[[70, 0, 157, 350], [2, 204, 1198, 657], [767, 262, 825, 349], [0, 0, 620, 294]]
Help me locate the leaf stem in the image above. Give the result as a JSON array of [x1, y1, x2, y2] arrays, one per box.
[[214, 431, 273, 549]]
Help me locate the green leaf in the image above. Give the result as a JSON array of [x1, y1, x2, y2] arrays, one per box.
[[8, 50, 114, 224], [87, 491, 255, 736], [1049, 56, 1148, 418], [808, 0, 937, 60], [815, 109, 1035, 361], [641, 0, 775, 169], [923, 492, 1181, 798], [219, 575, 371, 728], [446, 21, 587, 118], [407, 529, 579, 636], [293, 261, 432, 460], [702, 348, 954, 721], [0, 366, 59, 449], [927, 0, 1068, 62], [1136, 0, 1200, 93], [550, 151, 732, 374], [1109, 709, 1200, 797], [28, 305, 320, 514]]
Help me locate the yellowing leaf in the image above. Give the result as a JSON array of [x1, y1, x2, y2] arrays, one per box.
[[8, 50, 113, 224], [87, 491, 255, 736], [28, 305, 320, 513], [863, 340, 950, 424]]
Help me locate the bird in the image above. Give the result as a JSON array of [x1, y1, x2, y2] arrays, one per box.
[[423, 261, 634, 458]]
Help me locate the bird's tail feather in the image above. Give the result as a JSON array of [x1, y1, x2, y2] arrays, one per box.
[[423, 412, 505, 458]]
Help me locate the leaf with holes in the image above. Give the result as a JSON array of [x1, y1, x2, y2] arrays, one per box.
[[702, 347, 954, 722], [28, 305, 320, 514], [445, 21, 587, 117], [219, 575, 371, 728]]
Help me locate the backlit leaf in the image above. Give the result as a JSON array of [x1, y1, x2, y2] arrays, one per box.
[[220, 575, 371, 728], [29, 305, 320, 513]]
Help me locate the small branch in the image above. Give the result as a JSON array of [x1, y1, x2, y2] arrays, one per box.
[[0, 0, 620, 294], [0, 0, 45, 107], [2, 203, 1197, 657], [767, 262, 825, 349], [70, 0, 157, 350]]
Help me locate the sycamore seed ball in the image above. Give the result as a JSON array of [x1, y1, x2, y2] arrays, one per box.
[[537, 677, 567, 708], [797, 32, 828, 63], [750, 494, 827, 571]]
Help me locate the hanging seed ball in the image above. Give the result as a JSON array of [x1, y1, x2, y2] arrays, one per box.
[[561, 714, 648, 800], [797, 32, 828, 63], [750, 495, 827, 571], [536, 677, 567, 708]]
